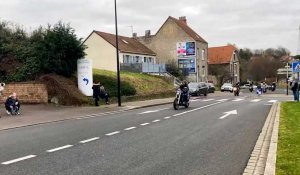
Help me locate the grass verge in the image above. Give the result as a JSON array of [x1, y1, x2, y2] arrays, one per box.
[[276, 102, 300, 175]]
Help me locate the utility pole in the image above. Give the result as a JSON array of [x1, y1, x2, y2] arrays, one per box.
[[114, 0, 121, 107], [297, 25, 300, 55], [285, 63, 290, 95]]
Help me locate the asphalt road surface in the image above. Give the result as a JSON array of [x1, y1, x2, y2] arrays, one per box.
[[0, 92, 289, 175]]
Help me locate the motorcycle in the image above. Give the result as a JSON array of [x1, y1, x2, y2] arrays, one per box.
[[249, 86, 253, 92], [233, 86, 240, 96], [173, 87, 190, 110]]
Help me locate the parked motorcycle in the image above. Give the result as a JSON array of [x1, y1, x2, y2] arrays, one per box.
[[233, 86, 240, 96], [173, 87, 190, 110]]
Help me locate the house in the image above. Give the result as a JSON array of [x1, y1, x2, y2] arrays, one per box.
[[208, 45, 240, 84], [83, 30, 156, 72], [137, 16, 208, 82]]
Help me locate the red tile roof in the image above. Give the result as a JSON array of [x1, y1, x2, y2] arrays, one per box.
[[169, 16, 207, 43], [208, 45, 237, 64], [94, 31, 156, 56]]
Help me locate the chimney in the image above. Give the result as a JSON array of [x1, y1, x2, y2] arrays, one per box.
[[145, 30, 151, 38], [132, 32, 137, 38], [179, 16, 187, 24]]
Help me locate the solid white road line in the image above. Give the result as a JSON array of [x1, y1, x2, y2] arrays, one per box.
[[164, 116, 171, 119], [105, 131, 120, 136], [1, 155, 37, 165], [251, 99, 261, 102], [124, 127, 136, 131], [46, 145, 73, 153], [202, 99, 214, 102], [140, 123, 150, 126], [152, 120, 160, 123], [232, 98, 244, 102], [190, 99, 201, 102], [173, 101, 224, 117], [79, 137, 100, 144], [268, 100, 278, 103]]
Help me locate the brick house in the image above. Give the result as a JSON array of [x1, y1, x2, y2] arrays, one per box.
[[138, 16, 208, 82], [83, 31, 156, 72], [208, 45, 240, 84]]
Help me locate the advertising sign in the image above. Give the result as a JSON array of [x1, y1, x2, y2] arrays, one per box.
[[77, 59, 93, 96], [178, 57, 196, 73], [177, 42, 196, 57]]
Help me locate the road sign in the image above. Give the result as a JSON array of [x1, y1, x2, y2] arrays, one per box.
[[77, 59, 93, 96], [292, 62, 300, 73]]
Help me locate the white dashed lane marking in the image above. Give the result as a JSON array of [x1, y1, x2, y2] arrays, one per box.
[[251, 99, 261, 102], [232, 98, 244, 102], [79, 137, 100, 144], [1, 155, 37, 165], [268, 100, 278, 103], [202, 99, 214, 102], [140, 123, 150, 126], [164, 116, 171, 119], [152, 120, 160, 123], [216, 99, 228, 102], [124, 127, 136, 131], [105, 131, 120, 136], [46, 145, 73, 153]]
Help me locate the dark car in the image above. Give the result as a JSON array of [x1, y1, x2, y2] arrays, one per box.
[[206, 83, 215, 93], [188, 82, 208, 96]]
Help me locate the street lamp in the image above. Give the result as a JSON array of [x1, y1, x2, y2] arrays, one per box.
[[285, 63, 290, 96], [114, 0, 121, 106]]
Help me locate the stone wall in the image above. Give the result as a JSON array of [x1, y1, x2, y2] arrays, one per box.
[[0, 83, 48, 104]]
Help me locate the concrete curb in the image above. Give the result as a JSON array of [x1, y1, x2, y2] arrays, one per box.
[[264, 103, 280, 175], [243, 102, 279, 175]]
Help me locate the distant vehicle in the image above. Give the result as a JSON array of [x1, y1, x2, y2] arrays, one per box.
[[206, 83, 215, 93], [188, 82, 208, 96], [240, 84, 250, 89], [221, 83, 233, 92]]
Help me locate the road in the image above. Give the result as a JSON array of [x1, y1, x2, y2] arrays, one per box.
[[0, 91, 289, 175]]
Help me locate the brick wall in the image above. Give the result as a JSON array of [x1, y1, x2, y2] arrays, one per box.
[[0, 83, 48, 104]]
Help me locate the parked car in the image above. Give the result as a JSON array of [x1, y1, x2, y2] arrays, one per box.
[[188, 82, 208, 96], [221, 83, 233, 92], [206, 83, 215, 93]]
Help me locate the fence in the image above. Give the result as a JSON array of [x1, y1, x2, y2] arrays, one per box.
[[121, 63, 166, 73]]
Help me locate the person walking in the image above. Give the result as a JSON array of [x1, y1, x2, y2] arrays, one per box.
[[290, 78, 299, 102], [92, 81, 101, 106]]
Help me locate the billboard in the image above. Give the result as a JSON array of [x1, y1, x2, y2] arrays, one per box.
[[178, 57, 196, 73], [77, 59, 93, 96], [177, 42, 196, 57]]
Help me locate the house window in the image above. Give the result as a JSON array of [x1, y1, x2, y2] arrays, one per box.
[[123, 55, 130, 63], [201, 50, 205, 61], [144, 57, 147, 63], [234, 63, 237, 74], [148, 57, 152, 63], [135, 56, 140, 63]]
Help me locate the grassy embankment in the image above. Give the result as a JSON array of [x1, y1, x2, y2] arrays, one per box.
[[93, 69, 175, 104], [276, 102, 300, 175]]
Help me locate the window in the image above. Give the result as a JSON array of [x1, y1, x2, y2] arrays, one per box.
[[123, 55, 130, 63], [135, 56, 140, 63], [148, 57, 152, 63], [144, 57, 147, 63]]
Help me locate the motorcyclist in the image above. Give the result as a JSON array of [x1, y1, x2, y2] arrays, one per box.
[[179, 80, 189, 102], [233, 82, 240, 95]]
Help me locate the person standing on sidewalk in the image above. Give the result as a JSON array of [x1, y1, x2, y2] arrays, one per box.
[[0, 83, 5, 118], [290, 78, 299, 102], [92, 81, 101, 106]]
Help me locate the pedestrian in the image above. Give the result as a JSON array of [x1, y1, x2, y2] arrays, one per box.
[[92, 81, 101, 106], [290, 78, 299, 102], [0, 83, 5, 118], [100, 85, 110, 105], [5, 92, 21, 115]]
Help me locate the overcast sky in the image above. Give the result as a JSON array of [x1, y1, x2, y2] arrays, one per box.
[[1, 0, 300, 55]]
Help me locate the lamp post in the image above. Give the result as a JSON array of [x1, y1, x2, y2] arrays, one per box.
[[285, 63, 290, 96], [114, 0, 121, 106]]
